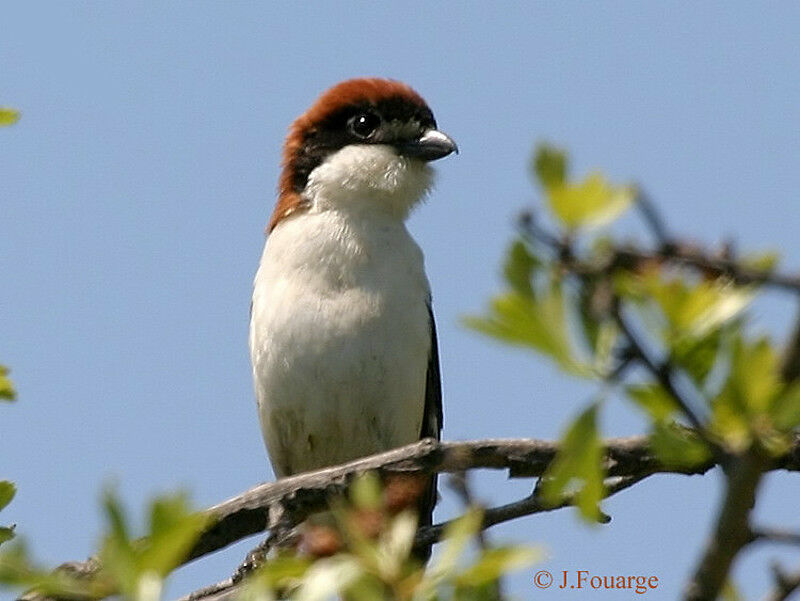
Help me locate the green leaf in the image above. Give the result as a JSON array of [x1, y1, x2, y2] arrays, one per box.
[[98, 489, 210, 599], [771, 382, 800, 431], [532, 144, 567, 189], [434, 507, 482, 576], [671, 329, 723, 388], [242, 555, 311, 600], [502, 239, 541, 298], [345, 575, 390, 601], [101, 488, 132, 547], [416, 507, 483, 600], [711, 337, 782, 442], [149, 494, 194, 537], [619, 273, 754, 340], [684, 285, 753, 340], [141, 496, 210, 578], [626, 384, 678, 422], [577, 282, 602, 352], [740, 251, 780, 272], [98, 491, 137, 595], [0, 544, 106, 598], [730, 337, 781, 414], [0, 366, 16, 401], [710, 388, 752, 452], [620, 273, 754, 389], [546, 173, 634, 229], [350, 471, 382, 511], [0, 482, 16, 512], [465, 286, 592, 378], [0, 108, 20, 127], [650, 423, 712, 468], [0, 527, 14, 546], [456, 546, 540, 587], [541, 404, 605, 521]]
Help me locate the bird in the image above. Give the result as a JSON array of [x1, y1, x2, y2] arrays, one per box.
[[248, 78, 456, 556]]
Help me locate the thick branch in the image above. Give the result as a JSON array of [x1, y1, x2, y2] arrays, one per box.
[[22, 434, 800, 601], [685, 448, 769, 601], [684, 299, 800, 601], [180, 473, 655, 601]]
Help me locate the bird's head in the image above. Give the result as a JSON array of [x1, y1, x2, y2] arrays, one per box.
[[269, 78, 457, 231]]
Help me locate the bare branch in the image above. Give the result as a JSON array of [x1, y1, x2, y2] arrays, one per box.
[[752, 527, 800, 547]]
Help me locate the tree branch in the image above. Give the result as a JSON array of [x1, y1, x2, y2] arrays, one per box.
[[762, 563, 800, 601], [683, 297, 800, 601], [20, 434, 800, 601], [685, 447, 769, 601], [612, 303, 710, 437], [179, 472, 657, 601], [752, 527, 800, 547], [520, 210, 800, 294]]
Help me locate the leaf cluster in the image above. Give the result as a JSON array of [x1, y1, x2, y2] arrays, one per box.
[[0, 491, 211, 601], [239, 473, 538, 601], [1, 366, 18, 547], [467, 143, 798, 522]]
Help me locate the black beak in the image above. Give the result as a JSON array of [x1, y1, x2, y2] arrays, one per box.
[[397, 129, 458, 161]]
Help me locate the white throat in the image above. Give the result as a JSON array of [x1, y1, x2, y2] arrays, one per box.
[[304, 144, 434, 221]]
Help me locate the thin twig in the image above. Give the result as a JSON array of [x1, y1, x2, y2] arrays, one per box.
[[447, 472, 504, 600], [519, 210, 800, 294], [634, 188, 673, 249], [613, 246, 800, 293], [761, 563, 800, 601], [611, 302, 716, 447], [752, 527, 800, 547]]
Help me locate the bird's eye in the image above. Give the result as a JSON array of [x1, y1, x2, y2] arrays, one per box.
[[349, 112, 381, 138]]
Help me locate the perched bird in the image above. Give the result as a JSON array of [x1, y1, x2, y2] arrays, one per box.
[[249, 78, 456, 553]]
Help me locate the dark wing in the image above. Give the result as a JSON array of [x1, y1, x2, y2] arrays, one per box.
[[414, 301, 443, 561], [421, 301, 443, 443]]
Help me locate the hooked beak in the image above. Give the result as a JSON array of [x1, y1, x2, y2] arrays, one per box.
[[397, 129, 458, 161]]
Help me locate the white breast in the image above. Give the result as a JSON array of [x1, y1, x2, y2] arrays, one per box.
[[249, 209, 432, 477]]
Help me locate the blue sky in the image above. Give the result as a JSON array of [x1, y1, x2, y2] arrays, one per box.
[[3, 3, 800, 599]]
